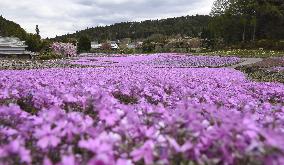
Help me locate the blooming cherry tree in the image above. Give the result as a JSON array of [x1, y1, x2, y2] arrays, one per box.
[[51, 42, 77, 57]]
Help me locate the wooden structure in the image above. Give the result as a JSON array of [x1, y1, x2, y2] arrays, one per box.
[[0, 36, 33, 58]]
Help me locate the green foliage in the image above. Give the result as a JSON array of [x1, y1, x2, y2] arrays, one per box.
[[225, 40, 284, 51], [0, 15, 27, 40], [119, 48, 135, 54], [198, 49, 284, 58], [25, 33, 42, 52], [238, 66, 284, 83], [210, 0, 284, 46], [40, 40, 52, 52], [78, 36, 91, 53], [254, 40, 284, 50], [237, 57, 284, 83], [35, 25, 40, 37], [37, 51, 62, 60], [147, 34, 167, 44], [249, 71, 284, 83], [142, 34, 168, 53], [142, 40, 155, 53]]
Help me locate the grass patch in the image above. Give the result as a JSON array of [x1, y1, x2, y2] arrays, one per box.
[[196, 49, 284, 58], [237, 57, 284, 83]]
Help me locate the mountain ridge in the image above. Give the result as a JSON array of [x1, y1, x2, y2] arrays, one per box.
[[53, 14, 211, 42]]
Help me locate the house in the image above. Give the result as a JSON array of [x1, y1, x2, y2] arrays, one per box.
[[0, 36, 33, 58], [91, 41, 102, 49], [91, 41, 119, 50], [110, 41, 119, 49]]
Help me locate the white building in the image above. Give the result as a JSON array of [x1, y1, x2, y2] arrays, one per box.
[[91, 41, 102, 49], [110, 41, 119, 49], [0, 36, 33, 58], [91, 41, 120, 50]]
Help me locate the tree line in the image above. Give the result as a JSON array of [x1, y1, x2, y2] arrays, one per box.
[[53, 15, 211, 43], [207, 0, 284, 50]]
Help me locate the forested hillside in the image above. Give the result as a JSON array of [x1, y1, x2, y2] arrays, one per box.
[[0, 15, 27, 39], [53, 15, 211, 42]]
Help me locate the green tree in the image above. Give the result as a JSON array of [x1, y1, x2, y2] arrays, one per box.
[[210, 0, 232, 16], [35, 25, 40, 38], [210, 0, 258, 43], [25, 33, 42, 52], [250, 16, 257, 41], [40, 39, 52, 52], [78, 35, 91, 52], [210, 0, 284, 44], [147, 34, 167, 45]]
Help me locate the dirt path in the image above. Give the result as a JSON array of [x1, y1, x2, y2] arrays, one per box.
[[228, 58, 263, 68]]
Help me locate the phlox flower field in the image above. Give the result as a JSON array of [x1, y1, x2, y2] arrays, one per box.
[[0, 54, 284, 165], [69, 54, 241, 68]]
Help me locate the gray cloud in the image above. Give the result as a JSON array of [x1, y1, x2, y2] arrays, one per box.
[[0, 0, 214, 38]]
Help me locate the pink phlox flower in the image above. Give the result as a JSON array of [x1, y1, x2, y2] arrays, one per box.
[[5, 139, 31, 163], [60, 155, 78, 165], [131, 140, 155, 165], [35, 124, 61, 149], [116, 158, 133, 165], [43, 156, 53, 165], [87, 153, 115, 165], [79, 132, 121, 155], [63, 93, 78, 103], [0, 88, 10, 99], [167, 137, 193, 153], [99, 109, 120, 126], [243, 118, 260, 139]]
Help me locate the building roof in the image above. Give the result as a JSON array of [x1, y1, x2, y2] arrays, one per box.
[[0, 36, 33, 56], [0, 36, 28, 48], [0, 51, 32, 55]]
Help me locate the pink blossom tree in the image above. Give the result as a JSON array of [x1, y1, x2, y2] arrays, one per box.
[[51, 42, 77, 57]]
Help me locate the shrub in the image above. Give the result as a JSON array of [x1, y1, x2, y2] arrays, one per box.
[[142, 40, 155, 53], [37, 51, 63, 60], [119, 48, 135, 54], [101, 43, 112, 50]]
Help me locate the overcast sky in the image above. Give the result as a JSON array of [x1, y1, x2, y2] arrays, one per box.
[[0, 0, 215, 38]]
